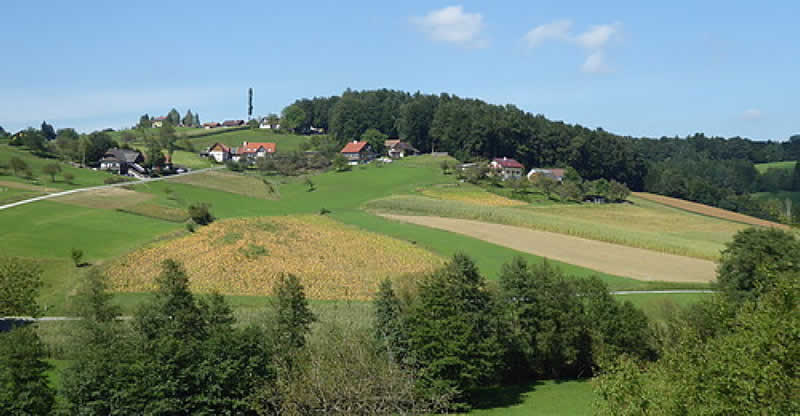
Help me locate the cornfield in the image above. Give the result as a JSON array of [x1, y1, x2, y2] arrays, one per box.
[[105, 215, 443, 300]]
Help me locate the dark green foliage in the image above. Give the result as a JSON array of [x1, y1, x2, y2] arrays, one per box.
[[498, 258, 590, 380], [64, 260, 275, 415], [182, 109, 195, 127], [332, 153, 351, 172], [374, 279, 408, 363], [281, 103, 307, 134], [42, 162, 61, 181], [268, 274, 316, 355], [166, 108, 180, 126], [595, 273, 799, 416], [9, 156, 30, 177], [0, 326, 55, 416], [40, 120, 56, 141], [361, 127, 387, 154], [405, 254, 504, 407], [717, 227, 800, 301], [187, 202, 214, 225], [82, 131, 116, 164], [71, 268, 120, 323], [70, 248, 84, 267], [0, 257, 42, 316]]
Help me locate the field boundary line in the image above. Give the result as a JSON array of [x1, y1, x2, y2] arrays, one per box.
[[0, 167, 222, 211]]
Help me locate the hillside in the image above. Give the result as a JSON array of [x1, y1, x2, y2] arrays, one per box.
[[755, 160, 797, 173]]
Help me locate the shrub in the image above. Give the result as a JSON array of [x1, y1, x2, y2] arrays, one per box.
[[187, 202, 214, 225], [62, 172, 75, 184], [70, 248, 84, 267]]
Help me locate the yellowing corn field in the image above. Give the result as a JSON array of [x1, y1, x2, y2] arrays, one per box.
[[421, 184, 526, 207], [105, 215, 444, 300]]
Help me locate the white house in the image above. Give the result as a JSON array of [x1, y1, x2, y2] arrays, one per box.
[[208, 142, 231, 162], [489, 157, 524, 180], [527, 168, 566, 182]]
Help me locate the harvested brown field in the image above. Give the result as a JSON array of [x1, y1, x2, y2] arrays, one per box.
[[382, 214, 717, 283], [0, 180, 59, 193], [105, 215, 444, 299], [168, 170, 278, 199], [633, 192, 790, 230], [52, 187, 154, 209]]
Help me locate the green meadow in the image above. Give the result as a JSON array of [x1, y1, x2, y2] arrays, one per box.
[[0, 143, 124, 190], [754, 160, 797, 173]]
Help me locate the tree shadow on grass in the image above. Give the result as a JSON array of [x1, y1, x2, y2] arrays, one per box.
[[468, 380, 541, 410]]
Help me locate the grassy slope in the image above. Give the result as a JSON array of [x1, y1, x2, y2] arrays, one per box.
[[187, 129, 312, 153], [755, 160, 797, 173], [0, 144, 124, 190]]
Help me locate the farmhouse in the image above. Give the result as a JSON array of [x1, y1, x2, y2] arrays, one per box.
[[151, 116, 167, 128], [384, 139, 420, 158], [222, 120, 245, 127], [527, 168, 566, 182], [208, 142, 231, 162], [237, 141, 276, 160], [490, 157, 524, 180], [100, 148, 146, 175], [340, 141, 376, 165], [203, 122, 221, 129], [259, 117, 280, 130]]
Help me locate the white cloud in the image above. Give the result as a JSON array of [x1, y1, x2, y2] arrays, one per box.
[[412, 6, 487, 48], [582, 51, 611, 73], [742, 109, 763, 120], [575, 24, 619, 49], [523, 20, 621, 73], [524, 20, 572, 47]]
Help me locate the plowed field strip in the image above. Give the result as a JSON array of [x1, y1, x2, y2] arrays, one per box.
[[381, 214, 717, 283]]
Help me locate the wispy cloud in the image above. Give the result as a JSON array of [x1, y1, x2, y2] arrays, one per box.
[[412, 6, 487, 48], [741, 109, 763, 120], [524, 20, 621, 73], [523, 20, 572, 47]]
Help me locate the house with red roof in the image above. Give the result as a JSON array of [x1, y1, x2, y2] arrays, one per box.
[[489, 157, 524, 180], [341, 141, 376, 165], [237, 141, 276, 160], [208, 142, 231, 162], [151, 116, 168, 128]]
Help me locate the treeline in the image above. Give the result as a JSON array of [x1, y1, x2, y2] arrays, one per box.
[[596, 228, 800, 415], [1, 252, 653, 414], [283, 89, 799, 221]]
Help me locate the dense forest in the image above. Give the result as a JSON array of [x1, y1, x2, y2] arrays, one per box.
[[284, 89, 800, 222]]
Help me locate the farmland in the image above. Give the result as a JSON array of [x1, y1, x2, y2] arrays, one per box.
[[366, 193, 748, 260], [421, 183, 527, 206], [755, 160, 797, 173], [633, 192, 790, 230], [105, 215, 444, 299]]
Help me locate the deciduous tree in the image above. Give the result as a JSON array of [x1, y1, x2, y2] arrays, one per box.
[[42, 162, 61, 182]]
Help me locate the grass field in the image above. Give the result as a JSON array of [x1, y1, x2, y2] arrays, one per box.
[[464, 379, 595, 416], [0, 185, 44, 204], [421, 183, 527, 207], [633, 192, 789, 230], [366, 194, 746, 260], [0, 144, 124, 190], [105, 215, 444, 299], [169, 170, 278, 199], [755, 160, 797, 173], [186, 129, 312, 153], [752, 190, 800, 206]]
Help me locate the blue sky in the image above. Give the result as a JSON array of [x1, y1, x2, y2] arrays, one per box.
[[1, 1, 797, 140]]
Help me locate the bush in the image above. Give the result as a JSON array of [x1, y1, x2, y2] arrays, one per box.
[[62, 172, 75, 184], [70, 248, 84, 267], [187, 203, 214, 225]]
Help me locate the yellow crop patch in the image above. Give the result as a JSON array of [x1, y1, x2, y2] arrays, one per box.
[[421, 185, 526, 207], [105, 215, 443, 299]]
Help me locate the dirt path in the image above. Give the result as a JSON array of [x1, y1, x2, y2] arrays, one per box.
[[382, 214, 717, 283]]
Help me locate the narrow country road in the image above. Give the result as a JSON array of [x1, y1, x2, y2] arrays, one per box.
[[0, 166, 222, 211]]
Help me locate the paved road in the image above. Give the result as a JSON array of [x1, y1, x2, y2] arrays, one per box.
[[0, 167, 222, 211]]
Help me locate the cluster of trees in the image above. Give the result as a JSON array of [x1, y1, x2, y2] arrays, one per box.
[[7, 122, 118, 167], [595, 227, 800, 415], [374, 254, 653, 410], [226, 151, 331, 176], [137, 108, 201, 129]]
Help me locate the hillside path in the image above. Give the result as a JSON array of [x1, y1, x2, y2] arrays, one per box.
[[0, 167, 222, 211], [381, 214, 718, 283]]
